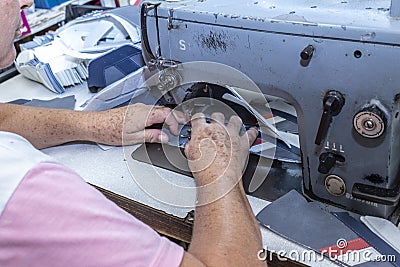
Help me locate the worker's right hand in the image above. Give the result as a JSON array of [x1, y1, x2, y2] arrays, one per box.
[[85, 103, 187, 146]]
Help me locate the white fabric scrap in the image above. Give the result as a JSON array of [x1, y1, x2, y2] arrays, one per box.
[[360, 215, 400, 254]]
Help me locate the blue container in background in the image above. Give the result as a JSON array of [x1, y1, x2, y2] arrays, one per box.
[[34, 0, 69, 9], [87, 44, 144, 93]]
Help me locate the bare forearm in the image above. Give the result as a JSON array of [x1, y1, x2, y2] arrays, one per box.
[[188, 175, 264, 267], [0, 104, 92, 148], [0, 103, 183, 149], [0, 104, 124, 149]]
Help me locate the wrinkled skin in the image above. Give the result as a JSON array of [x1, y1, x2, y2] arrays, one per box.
[[93, 103, 187, 146], [182, 112, 264, 267], [185, 112, 258, 186], [0, 0, 33, 68]]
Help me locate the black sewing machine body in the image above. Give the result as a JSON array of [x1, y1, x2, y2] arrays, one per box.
[[134, 0, 400, 219]]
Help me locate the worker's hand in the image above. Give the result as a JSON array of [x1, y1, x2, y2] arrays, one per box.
[[86, 103, 187, 146], [184, 112, 258, 186]]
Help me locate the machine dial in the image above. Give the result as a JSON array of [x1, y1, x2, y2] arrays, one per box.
[[353, 105, 386, 138]]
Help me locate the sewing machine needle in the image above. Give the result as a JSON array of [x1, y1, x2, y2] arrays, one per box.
[[222, 88, 292, 149]]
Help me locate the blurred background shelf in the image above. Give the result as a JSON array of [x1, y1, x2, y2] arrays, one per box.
[[1, 0, 115, 83], [15, 0, 94, 43]]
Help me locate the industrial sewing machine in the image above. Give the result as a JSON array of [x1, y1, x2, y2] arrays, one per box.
[[131, 0, 400, 221]]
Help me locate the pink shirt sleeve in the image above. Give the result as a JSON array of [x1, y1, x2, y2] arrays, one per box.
[[0, 162, 184, 267]]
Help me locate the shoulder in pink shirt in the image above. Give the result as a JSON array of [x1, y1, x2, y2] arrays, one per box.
[[0, 133, 184, 267]]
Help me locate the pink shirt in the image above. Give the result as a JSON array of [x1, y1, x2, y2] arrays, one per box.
[[0, 132, 184, 267]]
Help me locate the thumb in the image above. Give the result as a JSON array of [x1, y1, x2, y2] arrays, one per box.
[[184, 141, 190, 157], [143, 129, 169, 143]]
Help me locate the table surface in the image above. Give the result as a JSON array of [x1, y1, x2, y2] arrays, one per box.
[[0, 74, 338, 266]]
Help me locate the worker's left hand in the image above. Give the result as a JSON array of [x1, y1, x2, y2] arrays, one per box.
[[184, 112, 258, 186], [86, 103, 187, 146]]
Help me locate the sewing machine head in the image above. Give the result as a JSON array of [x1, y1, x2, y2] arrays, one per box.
[[133, 0, 400, 221]]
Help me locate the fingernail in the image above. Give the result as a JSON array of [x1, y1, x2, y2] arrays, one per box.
[[158, 134, 168, 143]]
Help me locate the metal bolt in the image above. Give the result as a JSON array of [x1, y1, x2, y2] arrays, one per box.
[[363, 119, 375, 130]]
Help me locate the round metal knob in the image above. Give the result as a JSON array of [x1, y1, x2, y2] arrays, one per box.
[[353, 105, 386, 138], [325, 175, 346, 196]]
